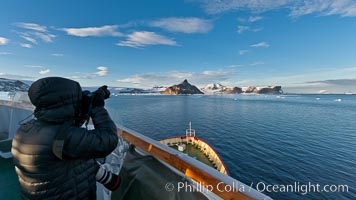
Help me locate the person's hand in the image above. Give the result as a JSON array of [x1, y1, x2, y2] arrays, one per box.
[[92, 86, 110, 108], [96, 85, 110, 99]]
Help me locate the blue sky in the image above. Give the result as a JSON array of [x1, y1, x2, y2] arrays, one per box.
[[1, 0, 356, 93]]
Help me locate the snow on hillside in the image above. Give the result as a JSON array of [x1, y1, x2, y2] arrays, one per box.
[[201, 83, 229, 94], [203, 83, 225, 90], [0, 78, 30, 92]]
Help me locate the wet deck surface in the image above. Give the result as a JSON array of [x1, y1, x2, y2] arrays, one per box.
[[169, 143, 217, 169], [0, 140, 12, 153], [0, 158, 21, 199]]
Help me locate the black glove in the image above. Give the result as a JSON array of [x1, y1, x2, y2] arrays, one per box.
[[96, 85, 110, 99], [92, 85, 110, 108]]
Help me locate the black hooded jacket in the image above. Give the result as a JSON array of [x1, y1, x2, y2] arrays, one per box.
[[11, 77, 118, 199]]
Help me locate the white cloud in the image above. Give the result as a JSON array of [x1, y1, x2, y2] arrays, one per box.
[[39, 69, 50, 75], [0, 73, 34, 79], [62, 25, 122, 37], [239, 16, 264, 23], [239, 50, 250, 55], [197, 0, 356, 17], [238, 17, 246, 23], [228, 62, 265, 68], [306, 78, 356, 86], [199, 0, 292, 14], [237, 25, 262, 34], [117, 69, 236, 87], [68, 66, 109, 80], [117, 31, 177, 48], [227, 66, 356, 93], [51, 53, 64, 57], [20, 43, 32, 48], [248, 16, 263, 22], [250, 42, 269, 48], [117, 75, 144, 84], [227, 65, 242, 68], [0, 52, 12, 55], [94, 66, 108, 77], [0, 37, 10, 45], [150, 17, 213, 33], [15, 22, 55, 43], [20, 35, 37, 44], [33, 32, 55, 42], [25, 65, 44, 68], [289, 0, 356, 17], [237, 25, 250, 34], [250, 61, 266, 66], [285, 80, 356, 94], [67, 73, 91, 80], [16, 22, 47, 32], [252, 27, 263, 32]]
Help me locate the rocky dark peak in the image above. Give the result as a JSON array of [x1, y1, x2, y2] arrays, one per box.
[[162, 80, 204, 95], [243, 86, 283, 94], [221, 87, 243, 94], [257, 86, 283, 94]]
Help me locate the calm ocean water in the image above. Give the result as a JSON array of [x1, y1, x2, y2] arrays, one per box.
[[106, 94, 355, 199]]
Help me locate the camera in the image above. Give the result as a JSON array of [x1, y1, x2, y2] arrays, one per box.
[[74, 85, 110, 126], [83, 85, 111, 101], [96, 164, 121, 191]]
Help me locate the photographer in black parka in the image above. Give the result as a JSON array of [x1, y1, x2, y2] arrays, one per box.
[[11, 77, 119, 199]]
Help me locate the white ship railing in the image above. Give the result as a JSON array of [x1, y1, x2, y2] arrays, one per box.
[[0, 93, 34, 158]]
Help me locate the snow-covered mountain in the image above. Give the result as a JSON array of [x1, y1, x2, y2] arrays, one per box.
[[0, 78, 30, 92], [204, 83, 226, 91], [202, 83, 283, 94], [202, 83, 242, 94]]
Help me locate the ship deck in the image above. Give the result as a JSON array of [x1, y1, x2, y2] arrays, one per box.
[[111, 147, 209, 200], [0, 157, 21, 199]]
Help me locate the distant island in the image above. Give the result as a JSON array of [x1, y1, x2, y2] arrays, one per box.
[[162, 79, 204, 95], [161, 80, 283, 95], [0, 78, 283, 95]]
